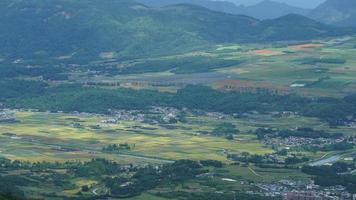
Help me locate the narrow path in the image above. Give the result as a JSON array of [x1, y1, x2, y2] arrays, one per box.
[[248, 167, 262, 177], [320, 152, 330, 159], [92, 188, 98, 195]]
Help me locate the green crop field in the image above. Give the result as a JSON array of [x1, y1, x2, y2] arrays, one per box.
[[0, 111, 273, 163], [1, 108, 353, 164]]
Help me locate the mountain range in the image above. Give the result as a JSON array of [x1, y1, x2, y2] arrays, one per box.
[[220, 0, 326, 9], [138, 0, 356, 27], [309, 0, 356, 27], [0, 0, 350, 60], [136, 0, 311, 19]]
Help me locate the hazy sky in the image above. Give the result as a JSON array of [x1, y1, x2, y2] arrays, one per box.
[[217, 0, 327, 8]]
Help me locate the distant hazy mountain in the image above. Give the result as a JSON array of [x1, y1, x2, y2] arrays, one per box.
[[136, 0, 245, 15], [310, 0, 356, 27], [0, 0, 349, 59], [259, 14, 338, 40], [136, 0, 310, 19], [220, 0, 326, 9], [243, 0, 310, 19]]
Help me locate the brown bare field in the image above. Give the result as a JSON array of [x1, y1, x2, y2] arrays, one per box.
[[288, 43, 323, 50], [253, 49, 282, 56], [213, 80, 290, 94]]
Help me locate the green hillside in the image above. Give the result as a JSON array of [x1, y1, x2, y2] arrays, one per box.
[[259, 14, 339, 40], [137, 0, 310, 20], [0, 0, 350, 60]]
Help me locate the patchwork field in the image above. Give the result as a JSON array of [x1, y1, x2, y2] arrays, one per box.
[[1, 109, 354, 164], [0, 111, 272, 163], [75, 36, 356, 98], [1, 36, 356, 200]]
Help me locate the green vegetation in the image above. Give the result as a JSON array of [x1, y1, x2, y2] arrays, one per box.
[[0, 0, 350, 60], [0, 111, 272, 162], [120, 56, 243, 74], [2, 82, 356, 125], [102, 143, 132, 153], [0, 157, 302, 199], [212, 122, 240, 139], [0, 2, 356, 198], [302, 162, 356, 193], [255, 127, 343, 139], [297, 57, 347, 65]]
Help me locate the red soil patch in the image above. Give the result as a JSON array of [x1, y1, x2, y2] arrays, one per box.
[[253, 49, 280, 56], [289, 43, 323, 50]]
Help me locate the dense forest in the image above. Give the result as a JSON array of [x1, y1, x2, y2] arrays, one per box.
[[0, 0, 352, 59], [0, 158, 276, 200], [1, 80, 355, 126]]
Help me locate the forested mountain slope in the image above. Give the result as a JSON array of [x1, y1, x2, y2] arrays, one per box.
[[137, 0, 310, 19], [310, 0, 356, 27], [0, 0, 349, 59]]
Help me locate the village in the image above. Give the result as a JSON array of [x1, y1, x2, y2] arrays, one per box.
[[0, 109, 17, 123], [0, 107, 355, 200], [252, 179, 356, 200], [261, 135, 355, 150], [103, 106, 182, 125], [195, 171, 356, 200]]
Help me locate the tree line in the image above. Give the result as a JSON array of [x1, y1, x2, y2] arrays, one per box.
[[1, 80, 355, 125]]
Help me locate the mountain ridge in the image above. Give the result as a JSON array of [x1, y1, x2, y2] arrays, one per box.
[[136, 0, 311, 19], [244, 0, 310, 19], [309, 0, 356, 27], [0, 0, 350, 60]]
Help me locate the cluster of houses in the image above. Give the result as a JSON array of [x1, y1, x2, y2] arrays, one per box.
[[104, 107, 181, 125], [196, 172, 355, 200], [252, 180, 355, 200], [262, 135, 352, 150], [205, 111, 229, 120], [0, 110, 16, 123], [105, 110, 145, 123], [150, 106, 180, 123], [348, 122, 356, 129]]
